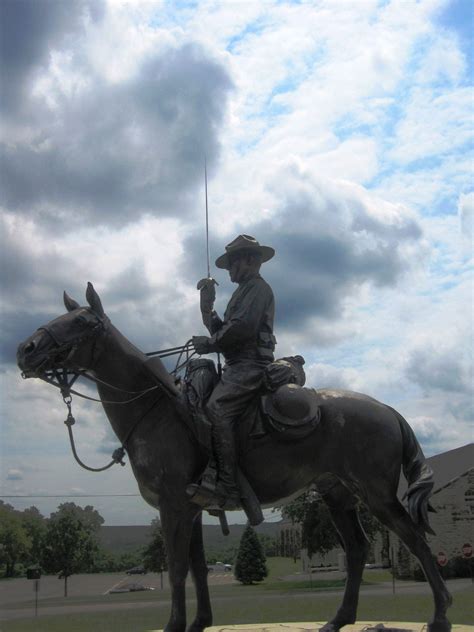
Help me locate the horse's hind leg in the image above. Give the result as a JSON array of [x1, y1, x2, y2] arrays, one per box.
[[318, 485, 369, 632], [187, 513, 213, 632], [372, 499, 452, 631]]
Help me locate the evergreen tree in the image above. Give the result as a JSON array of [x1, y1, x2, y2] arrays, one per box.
[[234, 524, 267, 585]]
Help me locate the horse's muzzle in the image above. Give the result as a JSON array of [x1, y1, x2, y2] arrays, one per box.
[[17, 336, 48, 376]]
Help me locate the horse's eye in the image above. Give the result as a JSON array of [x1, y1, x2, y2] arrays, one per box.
[[75, 315, 88, 326]]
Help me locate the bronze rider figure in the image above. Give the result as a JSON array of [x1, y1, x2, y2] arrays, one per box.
[[192, 234, 276, 510]]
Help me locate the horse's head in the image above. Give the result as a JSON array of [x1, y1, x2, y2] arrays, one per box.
[[17, 282, 109, 377]]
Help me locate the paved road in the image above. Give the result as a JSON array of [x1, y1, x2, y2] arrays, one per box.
[[0, 574, 470, 623], [0, 570, 235, 619]]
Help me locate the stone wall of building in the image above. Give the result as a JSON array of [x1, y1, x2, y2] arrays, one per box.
[[391, 469, 474, 577], [300, 546, 344, 571], [277, 519, 302, 560]]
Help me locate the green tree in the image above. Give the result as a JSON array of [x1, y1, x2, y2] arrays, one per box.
[[41, 503, 103, 596], [116, 550, 143, 571], [258, 534, 279, 557], [21, 506, 46, 567], [143, 518, 167, 588], [283, 491, 382, 559], [0, 502, 31, 577], [234, 524, 268, 585]]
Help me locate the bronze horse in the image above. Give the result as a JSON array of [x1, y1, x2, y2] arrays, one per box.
[[16, 283, 452, 632]]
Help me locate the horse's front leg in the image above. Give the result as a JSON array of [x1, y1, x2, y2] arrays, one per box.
[[187, 513, 212, 632], [160, 502, 197, 632]]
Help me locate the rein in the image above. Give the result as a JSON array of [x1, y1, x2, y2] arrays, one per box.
[[146, 339, 197, 375], [36, 366, 167, 473], [40, 369, 160, 404], [26, 336, 195, 474]]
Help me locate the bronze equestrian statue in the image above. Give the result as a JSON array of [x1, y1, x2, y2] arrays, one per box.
[[191, 234, 277, 510], [17, 266, 452, 631]]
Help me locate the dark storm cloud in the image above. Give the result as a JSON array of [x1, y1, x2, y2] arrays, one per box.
[[0, 0, 104, 116], [103, 263, 154, 305], [2, 310, 56, 365], [0, 214, 194, 367], [260, 228, 404, 333], [0, 217, 91, 364], [181, 178, 422, 339], [406, 347, 470, 395], [1, 41, 233, 228], [0, 217, 82, 300]]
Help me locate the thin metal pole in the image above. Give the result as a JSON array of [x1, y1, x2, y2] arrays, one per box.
[[203, 157, 221, 376], [391, 546, 396, 594], [34, 579, 39, 617], [204, 157, 210, 279]]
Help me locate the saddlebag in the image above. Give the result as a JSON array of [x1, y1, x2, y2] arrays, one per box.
[[263, 355, 306, 391], [262, 383, 320, 440], [183, 358, 219, 451]]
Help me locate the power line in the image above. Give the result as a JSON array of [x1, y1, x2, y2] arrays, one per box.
[[1, 494, 141, 499]]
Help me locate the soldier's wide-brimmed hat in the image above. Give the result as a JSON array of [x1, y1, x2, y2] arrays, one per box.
[[215, 234, 275, 270]]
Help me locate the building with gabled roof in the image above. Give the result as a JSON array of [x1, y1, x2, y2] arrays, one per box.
[[376, 443, 473, 576], [282, 443, 474, 574]]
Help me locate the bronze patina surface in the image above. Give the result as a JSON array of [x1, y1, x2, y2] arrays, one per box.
[[17, 267, 452, 632]]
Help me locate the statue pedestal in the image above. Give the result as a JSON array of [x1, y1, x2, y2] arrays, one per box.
[[150, 624, 473, 632]]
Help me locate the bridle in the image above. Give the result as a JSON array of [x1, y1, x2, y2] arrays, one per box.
[[22, 310, 196, 472]]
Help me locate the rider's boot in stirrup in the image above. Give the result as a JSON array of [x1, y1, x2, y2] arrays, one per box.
[[211, 422, 240, 510]]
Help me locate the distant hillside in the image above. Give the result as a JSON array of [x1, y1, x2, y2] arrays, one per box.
[[100, 521, 281, 554], [99, 525, 152, 553]]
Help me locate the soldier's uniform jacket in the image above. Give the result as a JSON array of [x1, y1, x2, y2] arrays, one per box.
[[207, 274, 276, 365]]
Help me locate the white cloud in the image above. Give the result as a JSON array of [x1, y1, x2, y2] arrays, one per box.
[[415, 32, 466, 85], [459, 191, 473, 249], [6, 469, 23, 481], [305, 362, 363, 392], [389, 86, 472, 164], [2, 0, 472, 525]]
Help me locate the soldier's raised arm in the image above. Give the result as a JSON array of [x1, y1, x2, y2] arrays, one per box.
[[197, 277, 222, 334]]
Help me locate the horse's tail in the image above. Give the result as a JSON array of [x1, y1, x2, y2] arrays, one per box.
[[392, 407, 436, 535]]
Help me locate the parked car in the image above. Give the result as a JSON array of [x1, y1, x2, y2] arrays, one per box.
[[208, 562, 232, 572], [126, 565, 147, 575], [216, 561, 232, 571]]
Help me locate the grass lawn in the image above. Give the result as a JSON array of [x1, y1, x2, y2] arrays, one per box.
[[2, 581, 472, 632], [265, 557, 302, 577]]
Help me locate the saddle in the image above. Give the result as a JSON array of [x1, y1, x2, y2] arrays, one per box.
[[180, 356, 320, 525], [182, 356, 320, 452]]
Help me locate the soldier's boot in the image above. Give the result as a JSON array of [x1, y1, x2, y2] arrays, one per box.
[[186, 423, 240, 510], [211, 422, 241, 510]]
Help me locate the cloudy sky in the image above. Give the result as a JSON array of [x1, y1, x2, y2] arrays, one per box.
[[1, 0, 472, 526]]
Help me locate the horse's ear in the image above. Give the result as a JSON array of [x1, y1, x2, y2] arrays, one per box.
[[63, 291, 80, 312], [86, 282, 105, 317]]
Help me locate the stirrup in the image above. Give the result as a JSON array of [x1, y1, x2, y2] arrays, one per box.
[[186, 482, 240, 511]]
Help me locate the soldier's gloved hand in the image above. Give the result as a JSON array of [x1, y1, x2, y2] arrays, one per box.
[[197, 278, 217, 313], [192, 336, 212, 355]]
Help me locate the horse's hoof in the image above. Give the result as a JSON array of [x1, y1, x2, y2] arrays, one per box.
[[319, 624, 339, 632], [186, 619, 212, 632], [427, 622, 451, 632], [164, 624, 186, 632]]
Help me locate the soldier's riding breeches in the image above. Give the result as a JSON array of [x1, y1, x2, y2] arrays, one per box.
[[206, 360, 267, 494]]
